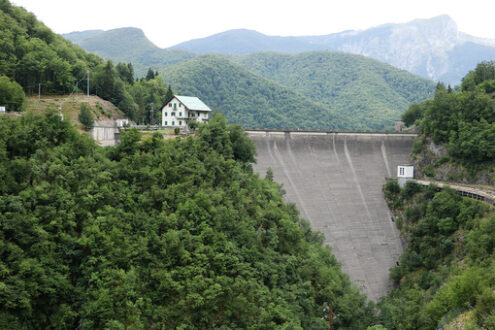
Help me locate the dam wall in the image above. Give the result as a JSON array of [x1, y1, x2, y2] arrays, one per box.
[[248, 130, 417, 301]]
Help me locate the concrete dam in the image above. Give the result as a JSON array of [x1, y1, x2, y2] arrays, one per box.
[[247, 130, 417, 301]]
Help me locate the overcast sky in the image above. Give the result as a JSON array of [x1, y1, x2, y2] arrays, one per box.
[[11, 0, 495, 48]]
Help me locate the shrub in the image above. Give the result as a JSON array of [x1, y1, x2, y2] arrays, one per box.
[[78, 103, 94, 130], [0, 75, 25, 111]]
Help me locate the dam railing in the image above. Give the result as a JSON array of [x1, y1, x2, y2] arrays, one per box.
[[411, 179, 495, 206]]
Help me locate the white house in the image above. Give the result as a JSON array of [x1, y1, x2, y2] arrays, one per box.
[[161, 95, 211, 129], [397, 164, 414, 188]]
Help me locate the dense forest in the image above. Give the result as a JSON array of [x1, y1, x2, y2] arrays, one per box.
[[159, 55, 356, 130], [0, 0, 169, 124], [0, 111, 376, 328], [379, 180, 495, 328], [232, 52, 435, 130], [402, 61, 495, 180]]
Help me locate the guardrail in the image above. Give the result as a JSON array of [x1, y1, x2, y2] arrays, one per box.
[[244, 128, 419, 136], [411, 179, 495, 206]]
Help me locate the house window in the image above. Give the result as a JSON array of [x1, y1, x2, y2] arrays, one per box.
[[169, 104, 172, 107], [179, 103, 182, 107], [179, 112, 182, 117], [164, 121, 167, 125], [400, 167, 404, 176], [172, 121, 175, 126], [171, 112, 175, 116], [179, 121, 182, 125], [164, 112, 167, 116], [174, 104, 177, 110]]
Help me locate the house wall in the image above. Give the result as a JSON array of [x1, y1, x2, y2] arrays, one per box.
[[162, 97, 186, 128], [397, 165, 414, 178], [161, 97, 210, 128]]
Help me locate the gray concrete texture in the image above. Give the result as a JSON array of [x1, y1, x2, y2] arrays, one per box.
[[248, 131, 416, 301], [91, 120, 120, 146]]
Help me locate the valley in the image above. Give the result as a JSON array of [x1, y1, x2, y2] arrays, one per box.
[[2, 0, 495, 328]]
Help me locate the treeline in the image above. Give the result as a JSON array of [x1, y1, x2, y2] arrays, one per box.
[[0, 112, 376, 328], [160, 55, 356, 130], [0, 0, 170, 123], [88, 61, 173, 123], [235, 52, 435, 130], [403, 61, 495, 165], [378, 181, 495, 329]]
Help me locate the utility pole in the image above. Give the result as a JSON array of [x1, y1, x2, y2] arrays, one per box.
[[38, 83, 41, 101], [87, 70, 90, 98], [150, 103, 154, 125], [328, 305, 333, 330]]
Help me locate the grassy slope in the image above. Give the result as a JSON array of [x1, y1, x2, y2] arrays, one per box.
[[25, 95, 125, 128], [159, 55, 358, 130]]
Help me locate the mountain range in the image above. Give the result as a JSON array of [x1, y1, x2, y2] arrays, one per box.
[[170, 15, 495, 84], [64, 22, 440, 130], [65, 15, 495, 85]]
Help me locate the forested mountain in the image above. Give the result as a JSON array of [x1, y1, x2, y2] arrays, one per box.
[[232, 52, 435, 129], [63, 28, 197, 76], [0, 0, 101, 95], [64, 25, 438, 130], [159, 55, 357, 130], [0, 0, 173, 124], [171, 15, 495, 84], [0, 111, 376, 328], [402, 61, 495, 183]]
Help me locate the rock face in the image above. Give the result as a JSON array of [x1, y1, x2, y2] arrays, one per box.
[[249, 131, 416, 301]]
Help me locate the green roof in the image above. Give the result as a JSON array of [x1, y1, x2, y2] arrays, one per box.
[[175, 95, 211, 112]]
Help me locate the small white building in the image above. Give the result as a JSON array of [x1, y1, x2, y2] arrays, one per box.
[[397, 164, 414, 178], [161, 95, 211, 129], [0, 106, 5, 113], [116, 119, 129, 127], [397, 164, 414, 188]]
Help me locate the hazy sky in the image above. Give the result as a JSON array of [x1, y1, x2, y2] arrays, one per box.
[[11, 0, 495, 48]]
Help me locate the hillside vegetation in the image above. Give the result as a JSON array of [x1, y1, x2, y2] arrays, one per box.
[[233, 52, 435, 130], [379, 180, 495, 329], [0, 112, 376, 328], [63, 28, 197, 77], [403, 61, 495, 183], [377, 62, 495, 329], [0, 0, 171, 125], [25, 94, 125, 126], [160, 55, 357, 130]]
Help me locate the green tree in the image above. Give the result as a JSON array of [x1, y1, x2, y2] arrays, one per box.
[[78, 103, 94, 130], [145, 68, 155, 81], [165, 84, 174, 101], [0, 75, 25, 111]]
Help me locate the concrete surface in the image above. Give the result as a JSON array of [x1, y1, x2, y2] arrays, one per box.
[[91, 120, 120, 146], [248, 131, 416, 301]]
